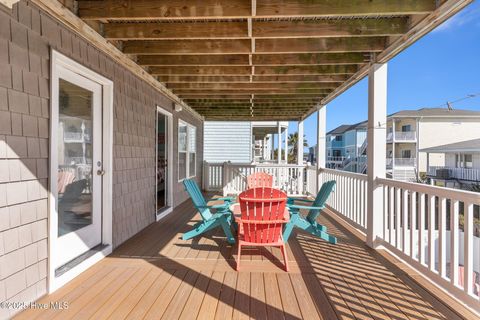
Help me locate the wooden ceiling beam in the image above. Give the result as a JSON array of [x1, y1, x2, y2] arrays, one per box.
[[256, 1, 436, 17], [255, 37, 386, 54], [151, 64, 358, 76], [123, 39, 251, 55], [255, 64, 359, 75], [104, 21, 248, 40], [159, 74, 349, 83], [167, 82, 341, 90], [174, 89, 332, 95], [78, 0, 436, 20], [139, 53, 368, 66], [252, 53, 369, 65], [150, 66, 252, 75], [104, 18, 408, 40], [138, 55, 250, 66], [123, 37, 385, 55], [253, 18, 409, 38]]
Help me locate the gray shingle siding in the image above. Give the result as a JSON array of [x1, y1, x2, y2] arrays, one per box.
[[0, 1, 203, 317]]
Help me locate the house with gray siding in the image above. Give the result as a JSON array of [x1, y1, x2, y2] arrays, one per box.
[[204, 121, 289, 164]]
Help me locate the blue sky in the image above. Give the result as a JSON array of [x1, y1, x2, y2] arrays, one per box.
[[289, 1, 480, 150]]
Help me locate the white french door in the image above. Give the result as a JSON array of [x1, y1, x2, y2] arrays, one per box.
[[51, 62, 103, 269]]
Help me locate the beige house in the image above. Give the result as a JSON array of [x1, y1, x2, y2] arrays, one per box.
[[386, 108, 480, 181]]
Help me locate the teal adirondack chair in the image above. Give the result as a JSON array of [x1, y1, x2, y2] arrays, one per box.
[[182, 179, 236, 244], [282, 180, 337, 244]]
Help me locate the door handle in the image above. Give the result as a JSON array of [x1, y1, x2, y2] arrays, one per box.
[[97, 170, 105, 176]]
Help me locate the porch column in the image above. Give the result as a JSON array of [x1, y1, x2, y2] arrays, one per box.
[[297, 120, 304, 165], [317, 105, 327, 190], [284, 125, 288, 163], [277, 122, 282, 164], [366, 63, 388, 248], [271, 134, 275, 160]]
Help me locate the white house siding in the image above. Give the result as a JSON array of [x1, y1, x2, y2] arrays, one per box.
[[418, 119, 480, 172], [204, 121, 252, 163]]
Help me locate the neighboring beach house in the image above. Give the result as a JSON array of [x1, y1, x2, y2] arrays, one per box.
[[325, 108, 480, 181], [203, 121, 289, 164], [423, 139, 480, 190]]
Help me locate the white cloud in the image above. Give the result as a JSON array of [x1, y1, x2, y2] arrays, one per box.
[[434, 3, 480, 32]]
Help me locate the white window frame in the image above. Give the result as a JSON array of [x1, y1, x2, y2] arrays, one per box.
[[178, 120, 197, 181]]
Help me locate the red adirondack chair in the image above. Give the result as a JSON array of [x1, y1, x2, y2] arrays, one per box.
[[247, 172, 273, 189], [236, 187, 290, 271]]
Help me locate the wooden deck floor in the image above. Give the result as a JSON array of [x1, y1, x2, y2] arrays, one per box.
[[16, 198, 471, 320]]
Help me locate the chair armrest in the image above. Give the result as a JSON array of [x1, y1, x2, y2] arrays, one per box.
[[287, 204, 325, 211], [288, 197, 314, 203], [196, 203, 229, 210], [209, 196, 236, 203]]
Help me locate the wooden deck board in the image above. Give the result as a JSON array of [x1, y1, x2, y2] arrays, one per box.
[[15, 198, 473, 320]]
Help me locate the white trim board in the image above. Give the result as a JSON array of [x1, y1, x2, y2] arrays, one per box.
[[48, 50, 114, 293], [156, 106, 174, 222]]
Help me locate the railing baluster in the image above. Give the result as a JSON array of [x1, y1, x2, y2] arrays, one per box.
[[439, 197, 447, 278], [389, 186, 394, 245], [396, 187, 401, 249], [463, 202, 474, 296], [419, 193, 426, 266], [450, 200, 459, 287], [402, 189, 409, 255], [410, 191, 417, 260], [428, 194, 436, 271]]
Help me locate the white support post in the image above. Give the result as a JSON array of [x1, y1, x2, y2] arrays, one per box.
[[297, 120, 304, 165], [366, 63, 388, 248], [317, 106, 327, 190], [284, 125, 288, 163], [271, 134, 275, 160], [277, 122, 282, 164]]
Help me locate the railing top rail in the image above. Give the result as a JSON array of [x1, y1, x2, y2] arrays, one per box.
[[377, 177, 480, 203], [320, 167, 368, 180]]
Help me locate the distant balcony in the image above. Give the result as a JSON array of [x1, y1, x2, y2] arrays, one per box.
[[428, 166, 480, 182], [387, 131, 417, 142], [326, 156, 345, 163], [386, 157, 416, 168]]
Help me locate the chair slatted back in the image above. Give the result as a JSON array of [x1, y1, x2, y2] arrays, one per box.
[[247, 172, 273, 189], [58, 169, 76, 194], [306, 180, 336, 225], [183, 179, 212, 220], [239, 187, 287, 243]]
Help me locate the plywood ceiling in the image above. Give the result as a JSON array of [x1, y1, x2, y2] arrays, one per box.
[[75, 0, 444, 120]]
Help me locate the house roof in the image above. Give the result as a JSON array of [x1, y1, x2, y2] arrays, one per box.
[[327, 120, 367, 135], [420, 139, 480, 153], [389, 108, 480, 118], [65, 1, 468, 121]]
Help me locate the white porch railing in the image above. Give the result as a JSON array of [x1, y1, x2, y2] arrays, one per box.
[[429, 166, 480, 182], [203, 161, 306, 195], [376, 178, 480, 309], [387, 131, 417, 142], [387, 158, 417, 168], [318, 168, 368, 233]]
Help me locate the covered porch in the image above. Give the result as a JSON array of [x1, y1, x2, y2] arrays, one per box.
[[1, 0, 478, 318], [15, 198, 471, 320]]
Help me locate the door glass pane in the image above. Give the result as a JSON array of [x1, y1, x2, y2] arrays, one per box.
[[157, 113, 167, 210], [58, 79, 93, 237]]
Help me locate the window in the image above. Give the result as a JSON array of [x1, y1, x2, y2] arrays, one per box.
[[401, 150, 411, 158], [335, 135, 343, 142], [457, 153, 473, 168], [178, 121, 196, 180], [401, 125, 411, 132]]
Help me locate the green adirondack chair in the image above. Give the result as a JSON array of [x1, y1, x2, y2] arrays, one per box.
[[282, 180, 337, 244], [182, 179, 236, 244]]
